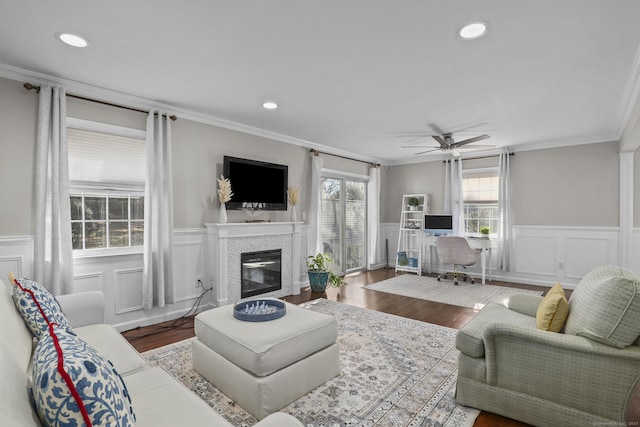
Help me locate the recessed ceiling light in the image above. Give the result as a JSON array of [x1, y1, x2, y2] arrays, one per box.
[[57, 33, 88, 48], [262, 101, 278, 110], [459, 22, 488, 40]]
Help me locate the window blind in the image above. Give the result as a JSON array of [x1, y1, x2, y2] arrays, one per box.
[[463, 172, 498, 202], [67, 127, 146, 188]]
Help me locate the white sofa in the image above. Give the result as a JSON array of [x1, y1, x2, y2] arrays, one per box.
[[0, 278, 303, 427]]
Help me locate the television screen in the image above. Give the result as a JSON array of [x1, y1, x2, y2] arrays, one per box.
[[223, 156, 288, 210], [424, 214, 453, 235]]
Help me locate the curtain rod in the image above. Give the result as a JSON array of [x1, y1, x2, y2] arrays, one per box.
[[310, 149, 380, 167], [23, 83, 177, 121], [443, 152, 514, 163]]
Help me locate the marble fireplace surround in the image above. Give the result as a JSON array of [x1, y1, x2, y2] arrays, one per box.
[[205, 222, 303, 306]]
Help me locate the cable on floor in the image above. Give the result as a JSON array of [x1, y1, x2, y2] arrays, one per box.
[[123, 281, 213, 340]]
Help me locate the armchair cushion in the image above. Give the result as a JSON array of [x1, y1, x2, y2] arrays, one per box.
[[536, 283, 569, 332], [507, 293, 544, 317], [456, 301, 536, 358], [565, 265, 640, 348]]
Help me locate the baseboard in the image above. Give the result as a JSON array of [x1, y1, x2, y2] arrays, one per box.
[[113, 301, 216, 332]]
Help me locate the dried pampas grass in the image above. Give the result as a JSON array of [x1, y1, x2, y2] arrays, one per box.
[[217, 175, 233, 203], [287, 186, 299, 206]]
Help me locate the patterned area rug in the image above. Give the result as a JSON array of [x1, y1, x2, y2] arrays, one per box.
[[142, 299, 480, 426], [365, 275, 542, 309]]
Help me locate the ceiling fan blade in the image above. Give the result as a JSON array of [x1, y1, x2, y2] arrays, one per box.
[[432, 135, 447, 147], [456, 144, 496, 150], [414, 148, 442, 155], [400, 145, 439, 149], [426, 123, 445, 135], [449, 122, 489, 134], [451, 134, 490, 147]]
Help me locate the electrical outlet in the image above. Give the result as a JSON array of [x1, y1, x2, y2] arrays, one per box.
[[558, 262, 565, 270], [195, 276, 203, 288]]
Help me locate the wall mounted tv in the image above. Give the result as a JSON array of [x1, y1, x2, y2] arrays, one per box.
[[424, 214, 454, 235], [223, 156, 288, 211]]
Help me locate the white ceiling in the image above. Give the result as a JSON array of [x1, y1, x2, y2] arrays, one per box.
[[1, 0, 640, 165]]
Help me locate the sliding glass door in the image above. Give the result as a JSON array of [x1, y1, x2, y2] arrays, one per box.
[[321, 176, 366, 274]]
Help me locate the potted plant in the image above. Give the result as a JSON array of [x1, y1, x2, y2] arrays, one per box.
[[479, 226, 490, 237], [306, 253, 346, 292], [408, 196, 420, 211]]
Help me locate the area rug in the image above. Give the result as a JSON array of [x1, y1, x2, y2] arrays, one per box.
[[142, 299, 479, 427], [365, 275, 542, 309]]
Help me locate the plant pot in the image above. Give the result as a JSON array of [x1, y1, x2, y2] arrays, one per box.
[[308, 271, 329, 292]]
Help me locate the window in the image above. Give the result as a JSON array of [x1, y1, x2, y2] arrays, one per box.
[[67, 119, 146, 252], [70, 193, 144, 250], [321, 175, 367, 273], [462, 169, 499, 235]]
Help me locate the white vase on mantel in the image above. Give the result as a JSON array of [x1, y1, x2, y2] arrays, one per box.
[[219, 203, 228, 224], [291, 205, 297, 222]]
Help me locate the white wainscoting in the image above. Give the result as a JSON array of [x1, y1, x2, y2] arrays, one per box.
[[0, 236, 33, 283], [510, 226, 620, 287], [0, 224, 635, 329], [382, 223, 624, 289]]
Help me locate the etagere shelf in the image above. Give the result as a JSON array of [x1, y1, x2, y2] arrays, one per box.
[[396, 194, 428, 275]]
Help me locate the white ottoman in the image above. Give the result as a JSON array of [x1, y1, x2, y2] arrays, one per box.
[[192, 298, 340, 419]]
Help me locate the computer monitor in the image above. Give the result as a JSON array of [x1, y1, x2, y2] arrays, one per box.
[[424, 214, 453, 235]]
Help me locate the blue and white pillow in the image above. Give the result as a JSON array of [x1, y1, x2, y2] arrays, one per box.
[[31, 324, 136, 427], [12, 278, 72, 339]]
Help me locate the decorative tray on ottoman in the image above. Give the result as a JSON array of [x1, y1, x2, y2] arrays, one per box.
[[233, 299, 287, 322]]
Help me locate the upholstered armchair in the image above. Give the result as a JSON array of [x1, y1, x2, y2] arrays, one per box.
[[455, 265, 640, 427]]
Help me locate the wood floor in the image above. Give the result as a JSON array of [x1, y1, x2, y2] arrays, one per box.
[[123, 268, 553, 427]]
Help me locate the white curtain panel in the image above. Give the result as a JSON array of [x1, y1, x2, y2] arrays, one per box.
[[367, 165, 380, 266], [307, 153, 323, 256], [142, 112, 175, 310], [34, 85, 74, 295], [498, 151, 513, 271], [444, 159, 464, 235]]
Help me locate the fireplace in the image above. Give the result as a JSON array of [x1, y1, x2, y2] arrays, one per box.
[[241, 249, 282, 298]]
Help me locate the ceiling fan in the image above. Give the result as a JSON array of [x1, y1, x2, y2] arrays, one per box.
[[399, 123, 494, 157]]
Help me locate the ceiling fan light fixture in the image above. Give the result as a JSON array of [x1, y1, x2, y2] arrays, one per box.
[[451, 149, 462, 158], [57, 32, 89, 48], [459, 22, 488, 40]]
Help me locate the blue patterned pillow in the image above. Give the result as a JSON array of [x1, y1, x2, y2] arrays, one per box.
[[31, 323, 136, 427], [12, 277, 72, 339]]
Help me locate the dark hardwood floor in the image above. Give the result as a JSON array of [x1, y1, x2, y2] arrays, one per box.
[[123, 268, 555, 427]]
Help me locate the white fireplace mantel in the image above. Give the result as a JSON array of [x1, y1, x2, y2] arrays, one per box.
[[204, 222, 304, 306]]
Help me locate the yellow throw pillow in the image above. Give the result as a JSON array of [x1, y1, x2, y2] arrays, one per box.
[[536, 283, 569, 332]]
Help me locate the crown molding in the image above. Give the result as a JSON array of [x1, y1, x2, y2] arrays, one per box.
[[0, 63, 386, 167]]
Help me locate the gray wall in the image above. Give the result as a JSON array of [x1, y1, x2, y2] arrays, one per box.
[[0, 76, 315, 232], [0, 73, 628, 237], [382, 141, 620, 227], [511, 143, 619, 226], [171, 119, 310, 228], [0, 77, 36, 235]]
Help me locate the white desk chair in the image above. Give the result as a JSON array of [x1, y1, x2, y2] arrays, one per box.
[[435, 236, 481, 285]]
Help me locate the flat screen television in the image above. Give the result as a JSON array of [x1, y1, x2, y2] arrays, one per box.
[[424, 214, 453, 235], [223, 156, 288, 211]]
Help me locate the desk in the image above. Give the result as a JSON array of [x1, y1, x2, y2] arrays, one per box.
[[423, 235, 492, 284]]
